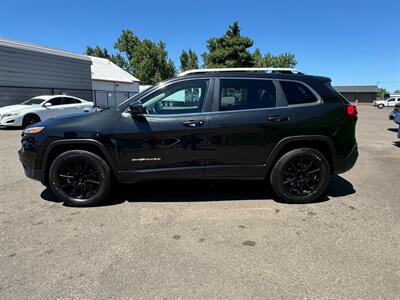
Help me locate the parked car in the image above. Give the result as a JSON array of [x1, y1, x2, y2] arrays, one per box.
[[0, 95, 94, 128], [394, 112, 400, 139], [388, 102, 400, 120], [19, 68, 358, 207], [374, 97, 400, 109]]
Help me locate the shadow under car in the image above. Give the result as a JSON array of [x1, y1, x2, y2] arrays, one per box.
[[41, 175, 356, 207]]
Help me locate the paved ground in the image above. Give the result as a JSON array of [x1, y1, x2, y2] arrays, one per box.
[[0, 105, 399, 299]]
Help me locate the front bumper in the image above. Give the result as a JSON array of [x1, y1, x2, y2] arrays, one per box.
[[0, 115, 22, 126], [334, 143, 358, 174], [18, 148, 45, 184]]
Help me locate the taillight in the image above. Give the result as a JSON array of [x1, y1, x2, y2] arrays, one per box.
[[346, 105, 358, 116]]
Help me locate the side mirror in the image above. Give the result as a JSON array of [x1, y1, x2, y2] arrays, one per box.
[[44, 102, 52, 108], [129, 100, 145, 117]]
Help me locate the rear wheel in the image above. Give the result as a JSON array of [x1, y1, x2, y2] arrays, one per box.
[[49, 150, 111, 207], [22, 114, 41, 128], [270, 148, 330, 204]]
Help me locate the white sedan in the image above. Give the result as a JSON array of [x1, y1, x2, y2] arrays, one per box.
[[0, 95, 94, 128]]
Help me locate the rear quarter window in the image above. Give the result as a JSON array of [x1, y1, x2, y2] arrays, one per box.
[[280, 81, 317, 105], [220, 79, 277, 111]]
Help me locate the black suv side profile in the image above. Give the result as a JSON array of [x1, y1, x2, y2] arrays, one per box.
[[19, 68, 358, 207]]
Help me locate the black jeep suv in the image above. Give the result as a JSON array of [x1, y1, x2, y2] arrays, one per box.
[[19, 69, 358, 206]]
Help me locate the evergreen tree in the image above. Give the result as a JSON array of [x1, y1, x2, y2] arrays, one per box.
[[180, 49, 199, 71], [202, 21, 254, 68]]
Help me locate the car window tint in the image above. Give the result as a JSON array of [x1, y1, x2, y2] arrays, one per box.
[[280, 81, 317, 105], [142, 80, 208, 115], [63, 97, 78, 104], [220, 79, 276, 111], [48, 97, 63, 106]]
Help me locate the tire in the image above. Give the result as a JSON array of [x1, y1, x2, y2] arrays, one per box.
[[270, 148, 330, 204], [22, 114, 41, 128], [378, 104, 384, 109], [49, 150, 111, 207]]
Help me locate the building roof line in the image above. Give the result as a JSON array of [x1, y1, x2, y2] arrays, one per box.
[[0, 38, 91, 62]]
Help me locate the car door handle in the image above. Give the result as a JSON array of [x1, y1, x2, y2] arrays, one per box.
[[181, 120, 204, 127], [267, 115, 289, 122]]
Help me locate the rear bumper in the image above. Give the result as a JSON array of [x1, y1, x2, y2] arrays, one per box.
[[18, 148, 45, 184], [334, 144, 358, 174]]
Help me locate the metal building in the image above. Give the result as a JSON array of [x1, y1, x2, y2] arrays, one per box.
[[0, 39, 140, 108], [0, 38, 93, 107], [334, 85, 378, 103]]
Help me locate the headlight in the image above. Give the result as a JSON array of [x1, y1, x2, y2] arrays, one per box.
[[4, 111, 20, 117], [24, 127, 45, 134]]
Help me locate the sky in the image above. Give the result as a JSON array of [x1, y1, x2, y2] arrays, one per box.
[[1, 0, 399, 91]]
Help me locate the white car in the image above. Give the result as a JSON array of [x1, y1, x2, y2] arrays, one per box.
[[374, 97, 400, 109], [0, 95, 94, 128]]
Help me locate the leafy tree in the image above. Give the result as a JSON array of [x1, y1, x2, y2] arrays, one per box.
[[86, 30, 175, 84], [86, 23, 299, 85], [253, 48, 297, 68], [377, 88, 387, 99], [113, 30, 176, 84], [180, 49, 199, 71], [129, 39, 176, 84], [85, 45, 129, 71], [394, 89, 400, 93], [202, 21, 254, 68], [114, 30, 140, 61]]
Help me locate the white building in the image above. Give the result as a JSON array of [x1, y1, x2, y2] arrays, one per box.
[[89, 56, 140, 107]]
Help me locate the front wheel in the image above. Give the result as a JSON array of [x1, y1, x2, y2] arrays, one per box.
[[378, 104, 384, 109], [270, 148, 330, 204], [49, 150, 111, 207], [22, 114, 41, 128]]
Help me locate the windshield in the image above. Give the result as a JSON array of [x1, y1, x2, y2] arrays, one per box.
[[22, 98, 45, 105]]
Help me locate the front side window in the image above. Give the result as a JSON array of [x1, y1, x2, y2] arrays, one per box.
[[142, 80, 208, 115], [47, 97, 63, 106], [387, 98, 395, 102], [280, 81, 317, 105], [219, 79, 276, 111]]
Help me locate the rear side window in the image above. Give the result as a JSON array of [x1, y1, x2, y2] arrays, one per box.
[[280, 81, 317, 105], [63, 97, 79, 104], [220, 79, 276, 111]]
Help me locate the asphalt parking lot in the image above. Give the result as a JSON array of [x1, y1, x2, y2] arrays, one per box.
[[0, 105, 399, 299]]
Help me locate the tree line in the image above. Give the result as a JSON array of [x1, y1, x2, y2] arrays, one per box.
[[86, 21, 297, 85]]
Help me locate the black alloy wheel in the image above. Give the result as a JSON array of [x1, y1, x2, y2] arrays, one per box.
[[270, 148, 330, 204], [49, 150, 111, 206], [281, 157, 321, 197], [57, 159, 101, 199]]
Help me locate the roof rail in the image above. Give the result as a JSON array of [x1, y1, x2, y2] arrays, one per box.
[[178, 67, 305, 77]]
